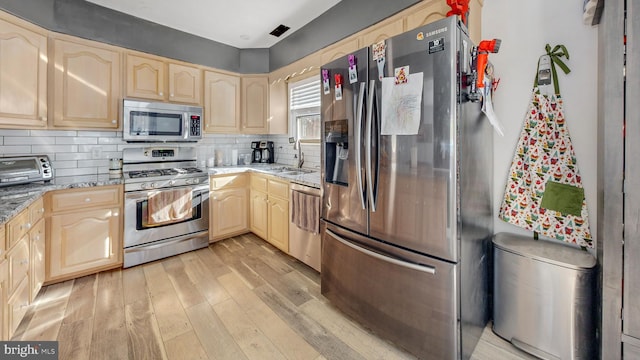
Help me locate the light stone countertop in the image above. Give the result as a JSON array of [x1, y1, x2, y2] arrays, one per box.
[[207, 164, 321, 189], [0, 174, 123, 225], [1, 164, 321, 225]]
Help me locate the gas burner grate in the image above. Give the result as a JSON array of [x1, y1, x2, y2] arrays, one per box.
[[128, 170, 162, 178]]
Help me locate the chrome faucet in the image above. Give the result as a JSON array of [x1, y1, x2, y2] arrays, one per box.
[[294, 139, 304, 168]]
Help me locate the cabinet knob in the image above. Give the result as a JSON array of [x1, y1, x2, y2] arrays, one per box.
[[40, 116, 46, 121], [85, 198, 91, 202], [159, 92, 164, 96], [112, 119, 117, 124], [170, 93, 174, 97]]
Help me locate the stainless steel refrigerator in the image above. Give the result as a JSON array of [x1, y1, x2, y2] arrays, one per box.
[[320, 17, 493, 360]]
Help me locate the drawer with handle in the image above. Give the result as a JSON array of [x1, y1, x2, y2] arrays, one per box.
[[48, 186, 122, 213]]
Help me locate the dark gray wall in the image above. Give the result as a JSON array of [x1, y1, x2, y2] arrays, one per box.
[[0, 0, 419, 73], [269, 0, 420, 70]]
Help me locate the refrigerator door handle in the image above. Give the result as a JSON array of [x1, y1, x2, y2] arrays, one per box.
[[355, 82, 366, 210], [366, 80, 377, 212], [326, 229, 437, 274]]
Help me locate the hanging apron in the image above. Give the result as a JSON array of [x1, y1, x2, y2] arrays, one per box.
[[498, 45, 593, 248]]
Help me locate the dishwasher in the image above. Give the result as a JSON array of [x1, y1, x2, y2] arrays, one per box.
[[289, 182, 321, 272]]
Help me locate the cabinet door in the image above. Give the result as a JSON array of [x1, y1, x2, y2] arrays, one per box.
[[52, 38, 121, 129], [321, 38, 359, 65], [360, 18, 404, 47], [0, 16, 47, 128], [168, 63, 201, 104], [204, 71, 241, 133], [7, 276, 28, 339], [7, 235, 29, 294], [250, 189, 268, 240], [125, 53, 166, 101], [268, 77, 288, 135], [242, 76, 269, 134], [404, 0, 449, 31], [48, 207, 121, 281], [210, 188, 248, 241], [0, 259, 8, 341], [29, 219, 45, 302], [267, 196, 289, 252]]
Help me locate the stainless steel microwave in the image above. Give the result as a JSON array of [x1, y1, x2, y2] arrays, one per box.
[[123, 99, 203, 142]]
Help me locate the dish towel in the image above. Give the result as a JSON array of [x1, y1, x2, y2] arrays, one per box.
[[291, 190, 320, 234], [498, 45, 593, 248], [148, 187, 193, 226]]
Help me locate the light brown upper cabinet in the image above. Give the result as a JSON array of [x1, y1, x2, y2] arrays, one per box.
[[50, 36, 121, 129], [168, 63, 201, 104], [0, 14, 47, 129], [361, 18, 404, 47], [321, 38, 360, 66], [268, 77, 288, 135], [125, 53, 166, 101], [404, 0, 452, 32], [241, 75, 269, 134], [203, 70, 241, 133], [126, 53, 201, 105]]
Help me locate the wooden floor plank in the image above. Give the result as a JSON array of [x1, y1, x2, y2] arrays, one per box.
[[211, 241, 265, 289], [164, 330, 208, 360], [180, 251, 232, 306], [246, 299, 320, 360], [186, 302, 248, 360], [90, 269, 129, 360], [122, 266, 149, 305], [143, 263, 193, 341], [162, 256, 207, 309], [13, 280, 74, 341], [195, 246, 232, 278], [125, 298, 167, 360], [213, 298, 286, 360], [253, 283, 367, 360], [218, 272, 265, 311], [57, 318, 94, 360], [300, 298, 416, 360], [62, 275, 97, 325]]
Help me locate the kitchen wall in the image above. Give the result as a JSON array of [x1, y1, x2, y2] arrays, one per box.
[[0, 129, 318, 175], [483, 1, 599, 248]]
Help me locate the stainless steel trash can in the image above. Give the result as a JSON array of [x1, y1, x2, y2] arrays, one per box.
[[493, 232, 597, 359]]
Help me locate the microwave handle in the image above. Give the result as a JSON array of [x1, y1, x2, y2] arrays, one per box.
[[183, 112, 189, 139]]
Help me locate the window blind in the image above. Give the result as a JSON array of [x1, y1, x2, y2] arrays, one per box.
[[290, 79, 321, 110]]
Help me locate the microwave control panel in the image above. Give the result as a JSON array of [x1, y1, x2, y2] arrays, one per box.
[[190, 115, 201, 136]]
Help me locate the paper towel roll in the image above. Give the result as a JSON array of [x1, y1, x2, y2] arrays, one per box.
[[231, 149, 238, 166]]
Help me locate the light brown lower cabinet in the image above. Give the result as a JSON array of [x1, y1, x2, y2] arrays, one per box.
[[249, 174, 289, 252], [0, 259, 7, 341], [210, 174, 249, 241], [45, 186, 123, 284]]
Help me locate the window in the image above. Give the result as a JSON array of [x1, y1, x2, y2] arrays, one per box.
[[289, 76, 321, 142]]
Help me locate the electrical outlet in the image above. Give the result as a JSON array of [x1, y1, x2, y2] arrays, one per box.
[[91, 147, 102, 159]]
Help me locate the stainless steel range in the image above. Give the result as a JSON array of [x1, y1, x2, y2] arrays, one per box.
[[122, 146, 209, 268]]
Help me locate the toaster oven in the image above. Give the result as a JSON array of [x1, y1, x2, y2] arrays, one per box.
[[0, 155, 53, 187]]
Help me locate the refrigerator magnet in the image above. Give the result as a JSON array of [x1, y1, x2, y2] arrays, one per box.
[[322, 69, 330, 95], [372, 40, 386, 81], [348, 55, 358, 84], [395, 66, 409, 85], [334, 73, 343, 100]]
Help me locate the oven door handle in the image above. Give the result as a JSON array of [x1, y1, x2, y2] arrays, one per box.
[[126, 231, 209, 253]]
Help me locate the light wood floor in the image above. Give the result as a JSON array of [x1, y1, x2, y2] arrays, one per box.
[[13, 233, 535, 360]]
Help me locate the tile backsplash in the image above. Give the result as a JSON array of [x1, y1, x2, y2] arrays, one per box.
[[0, 130, 321, 176]]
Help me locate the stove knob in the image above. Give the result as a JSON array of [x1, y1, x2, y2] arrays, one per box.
[[149, 183, 156, 188], [140, 183, 147, 189], [170, 180, 176, 186], [193, 178, 200, 184]]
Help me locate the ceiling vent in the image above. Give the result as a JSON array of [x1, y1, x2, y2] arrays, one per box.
[[269, 24, 290, 37]]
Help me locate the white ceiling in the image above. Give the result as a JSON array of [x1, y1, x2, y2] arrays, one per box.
[[86, 0, 341, 48]]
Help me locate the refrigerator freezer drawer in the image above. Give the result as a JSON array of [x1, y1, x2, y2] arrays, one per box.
[[321, 221, 458, 359], [493, 233, 597, 360]]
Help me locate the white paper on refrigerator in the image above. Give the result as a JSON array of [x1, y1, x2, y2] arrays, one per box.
[[381, 72, 423, 135]]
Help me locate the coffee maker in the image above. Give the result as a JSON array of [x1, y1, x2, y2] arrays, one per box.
[[251, 141, 275, 164]]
